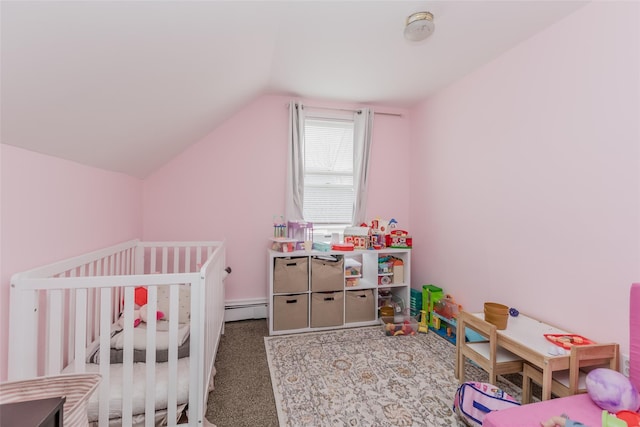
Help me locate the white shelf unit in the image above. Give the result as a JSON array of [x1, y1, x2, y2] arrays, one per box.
[[268, 248, 411, 335]]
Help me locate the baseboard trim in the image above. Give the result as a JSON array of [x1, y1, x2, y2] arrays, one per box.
[[224, 298, 268, 322]]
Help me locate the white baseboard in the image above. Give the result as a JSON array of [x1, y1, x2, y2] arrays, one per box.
[[224, 298, 268, 322]]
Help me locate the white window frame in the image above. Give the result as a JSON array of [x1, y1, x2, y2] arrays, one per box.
[[302, 113, 356, 231]]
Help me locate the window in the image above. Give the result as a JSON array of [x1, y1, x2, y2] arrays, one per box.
[[303, 117, 355, 225], [286, 102, 373, 235]]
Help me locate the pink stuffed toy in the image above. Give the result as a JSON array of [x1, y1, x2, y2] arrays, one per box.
[[139, 304, 165, 323]]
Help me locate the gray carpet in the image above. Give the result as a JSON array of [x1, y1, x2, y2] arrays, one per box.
[[207, 319, 279, 427]]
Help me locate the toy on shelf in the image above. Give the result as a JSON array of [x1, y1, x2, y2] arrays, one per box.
[[434, 294, 461, 320], [344, 226, 370, 249], [287, 221, 313, 242], [273, 215, 287, 238], [385, 229, 413, 248]]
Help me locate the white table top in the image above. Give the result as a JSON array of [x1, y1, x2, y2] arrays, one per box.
[[471, 312, 571, 359]]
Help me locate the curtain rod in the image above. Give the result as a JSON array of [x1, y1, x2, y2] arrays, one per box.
[[288, 103, 402, 117]]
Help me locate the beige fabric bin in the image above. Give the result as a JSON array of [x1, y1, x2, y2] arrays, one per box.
[[273, 294, 309, 331], [0, 373, 101, 427], [311, 291, 344, 327], [274, 257, 309, 293], [310, 256, 344, 292], [345, 289, 375, 323]]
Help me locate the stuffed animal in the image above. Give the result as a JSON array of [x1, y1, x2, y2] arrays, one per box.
[[118, 309, 142, 328], [118, 304, 165, 328], [139, 304, 165, 323]]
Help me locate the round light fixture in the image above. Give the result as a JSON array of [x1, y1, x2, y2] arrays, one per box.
[[404, 11, 435, 41]]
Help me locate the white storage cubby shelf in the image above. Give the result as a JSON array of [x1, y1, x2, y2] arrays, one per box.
[[268, 248, 411, 335]]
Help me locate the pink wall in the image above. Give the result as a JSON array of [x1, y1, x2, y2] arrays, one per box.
[[142, 95, 410, 302], [0, 144, 143, 381], [409, 1, 639, 355]]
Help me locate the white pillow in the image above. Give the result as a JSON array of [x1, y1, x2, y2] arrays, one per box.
[[157, 285, 191, 324]]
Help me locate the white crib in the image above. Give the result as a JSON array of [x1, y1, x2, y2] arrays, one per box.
[[8, 239, 227, 426]]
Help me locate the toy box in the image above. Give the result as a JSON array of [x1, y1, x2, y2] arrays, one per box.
[[385, 230, 412, 248], [344, 258, 362, 277], [380, 313, 418, 336], [392, 258, 404, 284], [287, 221, 313, 242], [270, 238, 298, 253], [346, 277, 359, 287], [344, 226, 370, 249]]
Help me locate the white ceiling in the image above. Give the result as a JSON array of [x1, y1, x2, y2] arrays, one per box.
[[1, 1, 588, 178]]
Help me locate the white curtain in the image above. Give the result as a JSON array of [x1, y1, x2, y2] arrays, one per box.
[[286, 101, 305, 221], [352, 108, 374, 225]]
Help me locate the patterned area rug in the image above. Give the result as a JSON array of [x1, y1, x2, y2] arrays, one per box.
[[265, 326, 522, 427]]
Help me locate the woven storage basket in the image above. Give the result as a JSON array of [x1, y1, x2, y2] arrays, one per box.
[[0, 373, 101, 427], [484, 302, 509, 330]]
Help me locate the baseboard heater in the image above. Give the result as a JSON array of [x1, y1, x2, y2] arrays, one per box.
[[224, 298, 268, 322]]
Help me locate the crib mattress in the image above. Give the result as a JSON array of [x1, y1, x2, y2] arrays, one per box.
[[65, 358, 190, 423]]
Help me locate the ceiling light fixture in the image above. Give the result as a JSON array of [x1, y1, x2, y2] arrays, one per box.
[[404, 11, 435, 42]]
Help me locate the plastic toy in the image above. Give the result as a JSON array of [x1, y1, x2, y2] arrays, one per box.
[[134, 287, 148, 306], [272, 215, 287, 238], [385, 229, 413, 248], [544, 334, 594, 349], [603, 410, 640, 427], [418, 310, 429, 333], [541, 415, 584, 427], [615, 410, 640, 427]]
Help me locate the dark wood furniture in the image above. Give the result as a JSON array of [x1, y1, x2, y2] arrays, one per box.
[[0, 396, 65, 427]]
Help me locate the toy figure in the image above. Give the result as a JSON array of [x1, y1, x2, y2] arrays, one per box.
[[541, 415, 588, 427]]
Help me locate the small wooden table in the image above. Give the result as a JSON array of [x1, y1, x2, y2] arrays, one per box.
[[0, 396, 65, 427], [463, 311, 572, 401]]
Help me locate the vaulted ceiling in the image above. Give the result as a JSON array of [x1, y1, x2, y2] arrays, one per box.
[[1, 1, 588, 178]]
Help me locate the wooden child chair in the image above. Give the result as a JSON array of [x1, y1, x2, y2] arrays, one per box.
[[521, 343, 619, 403], [456, 311, 524, 385]]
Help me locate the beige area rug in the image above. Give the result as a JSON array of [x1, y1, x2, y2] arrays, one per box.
[[265, 326, 522, 427]]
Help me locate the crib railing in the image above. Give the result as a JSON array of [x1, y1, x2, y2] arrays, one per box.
[[8, 240, 226, 427]]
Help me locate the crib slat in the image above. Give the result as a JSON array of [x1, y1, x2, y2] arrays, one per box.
[[9, 240, 226, 427], [150, 246, 157, 274], [196, 249, 202, 271], [98, 288, 112, 427], [145, 286, 158, 427], [121, 286, 135, 426], [47, 290, 64, 376], [187, 277, 205, 424], [67, 270, 77, 369], [162, 247, 168, 273], [74, 288, 88, 371], [167, 284, 180, 424]]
